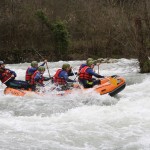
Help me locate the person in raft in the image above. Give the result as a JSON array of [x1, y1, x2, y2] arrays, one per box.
[[78, 58, 94, 73], [78, 60, 105, 88], [25, 60, 48, 84], [0, 61, 31, 90], [53, 63, 76, 90], [30, 66, 50, 91], [78, 57, 102, 74]]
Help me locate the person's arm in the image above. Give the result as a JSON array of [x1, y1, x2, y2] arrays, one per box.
[[34, 72, 41, 82], [39, 60, 47, 66], [68, 67, 78, 76], [87, 68, 104, 78], [43, 77, 51, 81], [8, 69, 17, 78], [0, 74, 2, 79], [60, 71, 76, 83], [68, 72, 74, 76], [66, 78, 76, 82], [28, 67, 37, 74], [68, 70, 77, 76], [40, 62, 45, 66], [34, 72, 44, 86]]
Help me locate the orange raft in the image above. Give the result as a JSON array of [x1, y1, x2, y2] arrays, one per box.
[[4, 75, 126, 97], [94, 75, 126, 96], [4, 87, 38, 97]]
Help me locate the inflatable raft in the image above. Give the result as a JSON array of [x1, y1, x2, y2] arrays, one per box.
[[94, 75, 126, 96], [4, 75, 126, 97], [4, 87, 39, 97]]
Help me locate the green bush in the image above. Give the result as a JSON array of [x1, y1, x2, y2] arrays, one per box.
[[51, 20, 70, 60]]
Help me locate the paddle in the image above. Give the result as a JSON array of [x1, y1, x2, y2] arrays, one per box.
[[33, 49, 51, 79], [98, 64, 100, 75], [45, 62, 51, 79], [44, 80, 52, 86], [108, 77, 118, 86], [3, 76, 13, 84]]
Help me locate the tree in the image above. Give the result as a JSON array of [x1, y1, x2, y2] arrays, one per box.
[[51, 20, 70, 60], [134, 18, 150, 73], [36, 10, 70, 60]]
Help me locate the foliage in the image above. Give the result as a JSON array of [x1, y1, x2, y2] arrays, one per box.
[[141, 60, 150, 73], [0, 0, 150, 73], [35, 10, 51, 28], [35, 10, 70, 60], [51, 20, 70, 60]]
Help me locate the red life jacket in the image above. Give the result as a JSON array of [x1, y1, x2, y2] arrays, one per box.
[[53, 69, 66, 85], [79, 66, 92, 81], [30, 70, 44, 85], [0, 69, 12, 83], [25, 67, 32, 82], [78, 64, 87, 75]]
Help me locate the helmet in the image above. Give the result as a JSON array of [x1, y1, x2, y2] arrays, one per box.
[[0, 61, 4, 65], [31, 61, 38, 67], [86, 58, 93, 64], [62, 63, 70, 70], [38, 66, 45, 72], [87, 60, 95, 66]]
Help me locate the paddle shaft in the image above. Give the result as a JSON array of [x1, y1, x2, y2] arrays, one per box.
[[45, 62, 51, 78], [3, 76, 12, 84], [44, 80, 52, 86], [33, 49, 51, 78], [98, 65, 100, 74]]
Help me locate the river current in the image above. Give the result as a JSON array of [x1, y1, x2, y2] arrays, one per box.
[[0, 59, 150, 150]]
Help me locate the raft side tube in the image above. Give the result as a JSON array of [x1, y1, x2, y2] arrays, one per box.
[[109, 83, 126, 96]]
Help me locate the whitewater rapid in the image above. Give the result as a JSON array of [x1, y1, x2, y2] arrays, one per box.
[[0, 59, 150, 150]]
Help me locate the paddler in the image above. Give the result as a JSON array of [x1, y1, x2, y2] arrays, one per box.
[[0, 61, 31, 89], [78, 60, 105, 88]]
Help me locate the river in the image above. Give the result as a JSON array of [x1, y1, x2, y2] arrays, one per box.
[[0, 58, 150, 150]]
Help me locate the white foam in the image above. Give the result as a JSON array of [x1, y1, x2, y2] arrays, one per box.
[[0, 59, 150, 149]]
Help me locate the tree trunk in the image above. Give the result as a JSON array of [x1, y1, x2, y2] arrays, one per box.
[[134, 17, 150, 73]]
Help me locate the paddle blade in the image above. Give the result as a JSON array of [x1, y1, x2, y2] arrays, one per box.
[[109, 77, 118, 86]]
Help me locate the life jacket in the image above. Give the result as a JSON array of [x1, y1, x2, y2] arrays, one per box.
[[0, 69, 12, 83], [79, 64, 87, 72], [53, 69, 66, 85], [79, 66, 92, 81], [30, 70, 44, 85], [25, 67, 32, 82]]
